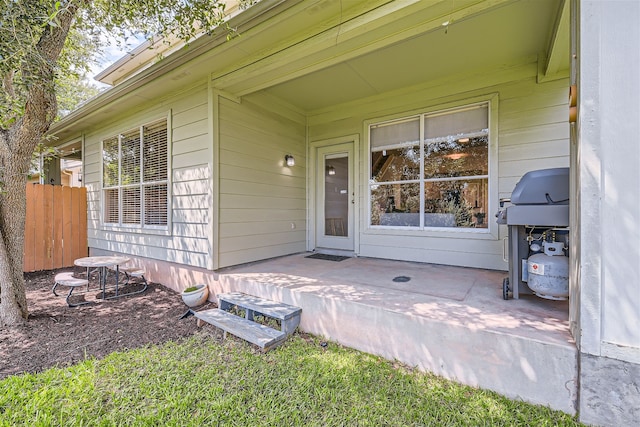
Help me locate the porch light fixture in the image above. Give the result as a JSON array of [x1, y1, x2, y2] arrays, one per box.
[[328, 165, 336, 176], [285, 154, 295, 167]]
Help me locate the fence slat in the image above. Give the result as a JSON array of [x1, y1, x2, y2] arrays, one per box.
[[23, 185, 36, 272], [43, 185, 54, 271], [33, 186, 46, 270], [52, 185, 64, 269], [24, 184, 87, 272], [76, 188, 88, 260], [61, 186, 74, 267]]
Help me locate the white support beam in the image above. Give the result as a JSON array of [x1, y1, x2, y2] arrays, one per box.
[[539, 0, 570, 82]]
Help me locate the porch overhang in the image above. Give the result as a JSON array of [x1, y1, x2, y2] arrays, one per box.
[[49, 0, 569, 145], [211, 0, 571, 112]]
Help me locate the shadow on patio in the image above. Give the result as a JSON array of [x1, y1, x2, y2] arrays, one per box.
[[215, 253, 577, 414]]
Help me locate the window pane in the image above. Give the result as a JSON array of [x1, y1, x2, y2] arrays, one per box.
[[143, 121, 168, 182], [424, 135, 488, 179], [371, 145, 420, 182], [324, 155, 349, 237], [144, 184, 168, 226], [424, 178, 488, 228], [370, 182, 420, 226], [104, 189, 119, 223], [122, 187, 141, 224], [370, 118, 419, 150], [424, 104, 488, 140], [121, 130, 141, 185], [103, 137, 119, 187]]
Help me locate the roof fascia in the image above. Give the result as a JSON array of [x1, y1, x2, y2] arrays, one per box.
[[94, 38, 158, 84], [48, 0, 294, 140], [95, 1, 245, 85]]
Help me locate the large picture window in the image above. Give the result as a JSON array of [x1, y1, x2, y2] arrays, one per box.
[[369, 103, 489, 229], [102, 119, 169, 229]]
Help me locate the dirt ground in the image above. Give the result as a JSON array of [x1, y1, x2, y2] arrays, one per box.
[[0, 268, 216, 380]]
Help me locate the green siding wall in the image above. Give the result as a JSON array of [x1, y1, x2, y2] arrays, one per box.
[[83, 84, 212, 268], [217, 93, 307, 267]]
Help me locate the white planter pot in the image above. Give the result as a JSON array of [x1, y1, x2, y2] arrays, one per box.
[[181, 284, 209, 307]]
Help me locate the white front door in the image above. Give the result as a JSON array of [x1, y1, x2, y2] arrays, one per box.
[[315, 141, 355, 252]]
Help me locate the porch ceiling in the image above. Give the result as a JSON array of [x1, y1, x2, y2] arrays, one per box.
[[256, 0, 569, 111]]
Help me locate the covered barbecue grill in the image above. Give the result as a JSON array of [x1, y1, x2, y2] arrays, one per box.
[[496, 167, 570, 299]]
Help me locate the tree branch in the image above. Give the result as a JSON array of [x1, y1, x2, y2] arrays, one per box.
[[17, 1, 82, 146]]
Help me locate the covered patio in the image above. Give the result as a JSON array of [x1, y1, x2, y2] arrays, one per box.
[[212, 253, 577, 414]]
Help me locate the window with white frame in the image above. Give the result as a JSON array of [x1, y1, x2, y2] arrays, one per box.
[[102, 119, 169, 228], [369, 103, 489, 229]]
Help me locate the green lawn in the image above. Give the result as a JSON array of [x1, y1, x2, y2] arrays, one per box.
[[0, 332, 584, 426]]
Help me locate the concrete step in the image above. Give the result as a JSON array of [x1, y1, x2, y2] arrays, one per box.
[[195, 308, 287, 351], [217, 292, 301, 335]]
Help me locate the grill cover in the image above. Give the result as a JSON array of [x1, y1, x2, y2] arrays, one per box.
[[511, 167, 569, 205]]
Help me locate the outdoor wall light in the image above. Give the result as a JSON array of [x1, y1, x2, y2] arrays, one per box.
[[328, 165, 336, 176], [285, 154, 295, 167]]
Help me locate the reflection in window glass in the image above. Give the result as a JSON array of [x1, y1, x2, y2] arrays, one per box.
[[424, 136, 488, 179], [371, 146, 420, 182], [102, 137, 119, 187], [369, 103, 489, 229], [370, 182, 420, 226], [424, 179, 488, 228], [121, 130, 141, 185]]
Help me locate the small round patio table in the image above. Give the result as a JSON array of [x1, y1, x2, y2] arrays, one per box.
[[74, 256, 131, 300]]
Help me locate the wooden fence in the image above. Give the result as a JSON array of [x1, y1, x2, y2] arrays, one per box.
[[23, 184, 88, 272]]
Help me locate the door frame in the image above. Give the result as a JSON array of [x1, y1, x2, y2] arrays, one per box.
[[308, 135, 360, 255]]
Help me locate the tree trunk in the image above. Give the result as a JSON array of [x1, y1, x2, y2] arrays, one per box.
[[0, 150, 31, 325], [0, 2, 80, 326]]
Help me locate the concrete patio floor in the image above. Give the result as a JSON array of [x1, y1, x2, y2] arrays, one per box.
[[214, 252, 578, 414]]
